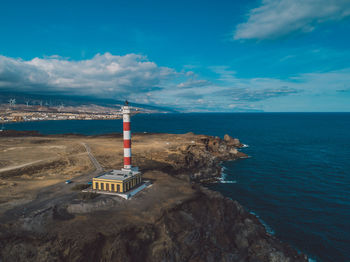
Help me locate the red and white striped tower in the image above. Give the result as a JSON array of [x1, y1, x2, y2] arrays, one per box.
[[122, 101, 132, 170]]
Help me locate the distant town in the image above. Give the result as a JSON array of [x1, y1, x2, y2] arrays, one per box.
[[0, 98, 161, 123]]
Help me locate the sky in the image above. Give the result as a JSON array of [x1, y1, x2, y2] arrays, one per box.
[[0, 0, 350, 112]]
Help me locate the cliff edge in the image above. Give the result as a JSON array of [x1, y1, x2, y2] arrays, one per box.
[[0, 132, 307, 262]]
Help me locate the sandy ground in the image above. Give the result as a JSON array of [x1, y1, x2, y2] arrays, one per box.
[[0, 133, 197, 214]]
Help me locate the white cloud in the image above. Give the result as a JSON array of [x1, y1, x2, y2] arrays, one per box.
[[1, 53, 349, 111], [152, 66, 350, 112], [234, 0, 350, 40], [177, 79, 210, 88], [0, 53, 175, 98]]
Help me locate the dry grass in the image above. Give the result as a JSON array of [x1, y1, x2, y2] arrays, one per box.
[[0, 133, 198, 213]]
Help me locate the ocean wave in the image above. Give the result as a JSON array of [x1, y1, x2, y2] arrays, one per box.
[[249, 211, 275, 235], [240, 155, 251, 159], [218, 170, 237, 184], [218, 172, 227, 181]]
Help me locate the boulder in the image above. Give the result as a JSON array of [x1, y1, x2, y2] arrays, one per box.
[[224, 134, 241, 146]]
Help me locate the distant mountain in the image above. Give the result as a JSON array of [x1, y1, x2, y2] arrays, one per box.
[[0, 91, 177, 112]]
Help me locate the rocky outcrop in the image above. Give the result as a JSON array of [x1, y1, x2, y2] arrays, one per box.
[[0, 133, 308, 262], [0, 187, 307, 262], [224, 134, 241, 146], [147, 134, 247, 182], [150, 188, 307, 262]]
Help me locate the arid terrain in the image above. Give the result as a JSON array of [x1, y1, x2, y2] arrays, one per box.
[[0, 131, 308, 262], [0, 132, 230, 214]]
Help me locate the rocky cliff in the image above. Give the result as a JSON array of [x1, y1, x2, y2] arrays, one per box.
[[138, 133, 247, 182], [0, 133, 308, 262]]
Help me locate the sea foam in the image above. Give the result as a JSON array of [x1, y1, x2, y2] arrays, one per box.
[[249, 211, 275, 235]]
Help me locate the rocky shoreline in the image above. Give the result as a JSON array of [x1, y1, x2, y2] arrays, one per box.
[[0, 131, 308, 261]]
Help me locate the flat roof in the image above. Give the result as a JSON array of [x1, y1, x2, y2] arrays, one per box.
[[94, 169, 140, 181]]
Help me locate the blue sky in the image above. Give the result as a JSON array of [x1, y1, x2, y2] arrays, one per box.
[[1, 0, 350, 112]]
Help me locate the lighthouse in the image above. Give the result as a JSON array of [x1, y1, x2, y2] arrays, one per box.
[[92, 100, 142, 197], [122, 100, 139, 172], [122, 101, 132, 170]]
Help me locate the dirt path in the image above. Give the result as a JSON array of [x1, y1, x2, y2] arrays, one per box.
[[0, 142, 105, 224], [82, 142, 103, 172], [0, 160, 45, 173], [0, 143, 99, 174]]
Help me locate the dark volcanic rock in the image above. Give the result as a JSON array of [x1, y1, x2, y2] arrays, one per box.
[[0, 133, 308, 262], [224, 134, 241, 147], [0, 130, 42, 137], [0, 188, 307, 262], [147, 188, 306, 262], [162, 134, 247, 182]]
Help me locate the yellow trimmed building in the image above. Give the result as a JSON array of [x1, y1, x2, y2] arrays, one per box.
[[93, 169, 142, 193]]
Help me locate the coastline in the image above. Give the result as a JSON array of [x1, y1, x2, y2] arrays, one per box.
[[0, 131, 308, 261]]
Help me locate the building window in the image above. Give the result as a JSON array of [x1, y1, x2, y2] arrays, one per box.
[[101, 183, 104, 190], [95, 182, 98, 189], [111, 184, 115, 191], [117, 184, 120, 192]]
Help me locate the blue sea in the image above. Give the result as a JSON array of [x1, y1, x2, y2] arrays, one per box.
[[4, 113, 350, 262]]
